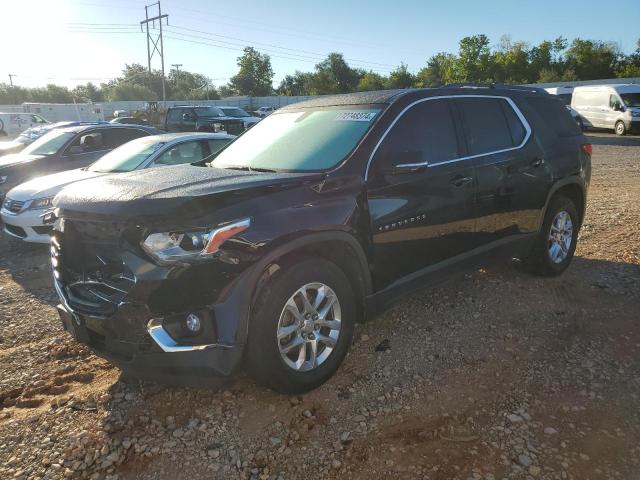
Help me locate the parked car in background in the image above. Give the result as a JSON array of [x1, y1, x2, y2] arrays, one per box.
[[571, 84, 640, 135], [50, 85, 590, 393], [218, 106, 261, 129], [16, 121, 110, 147], [0, 124, 160, 202], [2, 132, 234, 243], [113, 110, 129, 118], [164, 106, 245, 135], [253, 106, 276, 118], [110, 116, 150, 126], [0, 112, 50, 139]]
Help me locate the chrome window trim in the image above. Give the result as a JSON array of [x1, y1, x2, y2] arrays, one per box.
[[365, 94, 532, 179]]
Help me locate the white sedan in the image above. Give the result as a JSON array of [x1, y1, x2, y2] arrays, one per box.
[[1, 132, 234, 243]]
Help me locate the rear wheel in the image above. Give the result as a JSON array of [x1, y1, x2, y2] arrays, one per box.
[[246, 257, 355, 393], [523, 195, 579, 277], [615, 120, 627, 136]]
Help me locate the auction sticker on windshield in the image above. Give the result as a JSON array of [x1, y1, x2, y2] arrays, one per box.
[[335, 111, 378, 121]]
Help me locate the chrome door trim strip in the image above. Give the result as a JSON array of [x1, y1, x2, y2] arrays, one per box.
[[365, 94, 532, 179]]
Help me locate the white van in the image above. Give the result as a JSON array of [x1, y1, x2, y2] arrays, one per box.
[[0, 112, 50, 139], [571, 84, 640, 135], [544, 86, 574, 105]]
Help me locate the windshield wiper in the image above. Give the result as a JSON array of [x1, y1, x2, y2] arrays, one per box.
[[219, 165, 277, 173]]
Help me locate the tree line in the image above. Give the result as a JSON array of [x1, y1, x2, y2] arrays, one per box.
[[1, 34, 639, 105]]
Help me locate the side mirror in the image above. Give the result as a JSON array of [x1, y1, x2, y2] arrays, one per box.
[[380, 150, 426, 174], [182, 113, 193, 121], [614, 103, 625, 112], [66, 145, 84, 155]]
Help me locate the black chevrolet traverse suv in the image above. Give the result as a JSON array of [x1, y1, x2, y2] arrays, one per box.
[[50, 86, 591, 393]]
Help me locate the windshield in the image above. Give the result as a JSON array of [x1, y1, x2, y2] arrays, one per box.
[[22, 130, 74, 156], [211, 107, 381, 172], [620, 93, 640, 108], [88, 137, 165, 173], [193, 106, 224, 117], [221, 107, 250, 118]]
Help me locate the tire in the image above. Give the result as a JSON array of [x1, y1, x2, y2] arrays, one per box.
[[615, 120, 627, 136], [246, 257, 356, 394], [523, 195, 579, 277]]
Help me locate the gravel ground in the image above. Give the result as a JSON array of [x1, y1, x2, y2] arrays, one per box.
[[1, 132, 639, 480]]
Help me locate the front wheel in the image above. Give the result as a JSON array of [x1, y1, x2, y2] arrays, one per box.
[[615, 120, 627, 136], [246, 257, 355, 393], [523, 195, 579, 277]]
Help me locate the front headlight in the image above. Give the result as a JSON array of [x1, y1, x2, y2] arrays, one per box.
[[0, 176, 7, 185], [29, 197, 54, 210], [141, 218, 251, 263]]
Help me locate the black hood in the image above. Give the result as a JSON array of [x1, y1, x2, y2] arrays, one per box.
[[54, 164, 323, 221]]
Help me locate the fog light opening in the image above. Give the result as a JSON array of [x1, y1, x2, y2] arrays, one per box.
[[185, 313, 202, 333]]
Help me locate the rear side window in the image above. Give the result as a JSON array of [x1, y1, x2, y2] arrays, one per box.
[[456, 97, 514, 156], [167, 109, 182, 122], [526, 97, 581, 137], [102, 128, 149, 148], [500, 101, 526, 146], [374, 99, 459, 169]]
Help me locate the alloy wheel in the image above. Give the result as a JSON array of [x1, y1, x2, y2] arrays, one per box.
[[548, 210, 573, 264], [276, 282, 342, 372]]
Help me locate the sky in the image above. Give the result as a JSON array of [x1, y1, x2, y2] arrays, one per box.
[[0, 0, 638, 89]]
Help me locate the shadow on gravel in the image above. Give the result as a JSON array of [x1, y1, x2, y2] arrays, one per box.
[[586, 133, 640, 147]]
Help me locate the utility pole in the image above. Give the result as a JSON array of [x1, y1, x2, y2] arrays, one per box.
[[140, 2, 168, 103], [8, 74, 16, 87], [171, 63, 182, 84]]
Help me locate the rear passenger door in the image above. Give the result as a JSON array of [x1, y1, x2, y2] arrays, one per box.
[[453, 96, 550, 245], [367, 98, 477, 291]]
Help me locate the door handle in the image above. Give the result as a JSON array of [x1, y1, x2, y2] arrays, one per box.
[[450, 176, 473, 187], [530, 157, 545, 168]]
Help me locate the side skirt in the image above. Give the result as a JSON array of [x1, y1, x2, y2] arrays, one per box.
[[364, 233, 536, 320]]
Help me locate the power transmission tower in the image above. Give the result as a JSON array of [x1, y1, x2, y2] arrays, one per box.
[[8, 74, 16, 86], [140, 2, 168, 102], [171, 63, 182, 84]]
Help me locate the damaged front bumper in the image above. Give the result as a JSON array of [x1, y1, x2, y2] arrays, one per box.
[[50, 220, 251, 381]]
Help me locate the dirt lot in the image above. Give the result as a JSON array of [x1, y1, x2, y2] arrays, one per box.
[[1, 133, 639, 480]]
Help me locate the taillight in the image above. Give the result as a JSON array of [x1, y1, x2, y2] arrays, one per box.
[[580, 143, 593, 156]]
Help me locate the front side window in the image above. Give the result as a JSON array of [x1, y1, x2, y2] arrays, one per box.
[[207, 138, 232, 155], [167, 109, 182, 122], [102, 128, 149, 148], [620, 92, 640, 108], [211, 107, 382, 172], [456, 97, 514, 156], [373, 99, 459, 171], [88, 137, 165, 173], [22, 130, 74, 156]]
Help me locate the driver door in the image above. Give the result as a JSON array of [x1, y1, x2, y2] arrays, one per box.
[[367, 98, 478, 291]]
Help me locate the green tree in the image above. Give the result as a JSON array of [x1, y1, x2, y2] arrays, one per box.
[[311, 53, 361, 94], [415, 53, 457, 87], [455, 34, 493, 82], [71, 82, 104, 102], [278, 71, 315, 96], [565, 39, 619, 80], [616, 39, 640, 77], [492, 36, 531, 83], [105, 83, 157, 101], [29, 84, 74, 103], [385, 63, 414, 89], [229, 47, 274, 96], [357, 71, 387, 92]]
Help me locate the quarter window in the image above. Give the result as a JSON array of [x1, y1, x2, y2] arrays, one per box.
[[374, 99, 459, 170], [525, 97, 581, 137], [456, 97, 514, 155]]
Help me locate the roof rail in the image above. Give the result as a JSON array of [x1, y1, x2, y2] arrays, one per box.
[[443, 83, 547, 93]]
